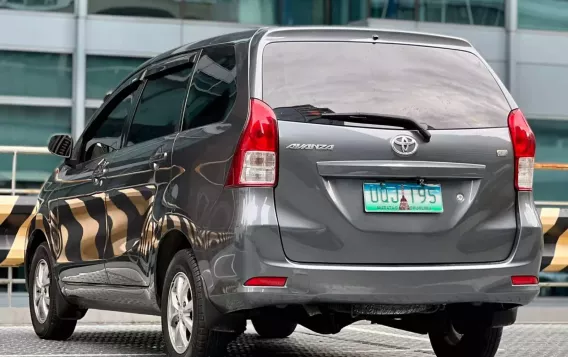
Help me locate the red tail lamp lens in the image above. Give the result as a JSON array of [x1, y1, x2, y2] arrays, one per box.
[[507, 109, 535, 191], [225, 98, 278, 187]]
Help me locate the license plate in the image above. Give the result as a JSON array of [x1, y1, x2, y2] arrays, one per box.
[[363, 182, 443, 213]]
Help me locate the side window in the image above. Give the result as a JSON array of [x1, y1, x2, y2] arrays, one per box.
[[83, 89, 138, 162], [183, 45, 237, 131], [125, 65, 193, 147]]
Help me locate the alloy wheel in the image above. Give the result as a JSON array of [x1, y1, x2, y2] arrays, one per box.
[[33, 259, 50, 324], [167, 272, 193, 354]]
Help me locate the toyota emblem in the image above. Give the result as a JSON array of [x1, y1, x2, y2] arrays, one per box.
[[391, 135, 418, 156]]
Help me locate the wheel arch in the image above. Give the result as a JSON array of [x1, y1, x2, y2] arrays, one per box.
[[154, 228, 192, 308], [153, 220, 243, 332], [25, 229, 48, 290]]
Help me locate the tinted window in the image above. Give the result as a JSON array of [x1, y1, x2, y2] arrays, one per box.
[[84, 90, 138, 162], [262, 42, 510, 129], [125, 65, 193, 146], [183, 46, 237, 131]]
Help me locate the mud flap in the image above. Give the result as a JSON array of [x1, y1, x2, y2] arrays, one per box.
[[452, 305, 518, 333]]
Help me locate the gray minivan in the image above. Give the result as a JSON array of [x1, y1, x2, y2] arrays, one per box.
[[28, 27, 542, 357]]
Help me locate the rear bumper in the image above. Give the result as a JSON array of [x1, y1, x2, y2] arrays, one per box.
[[204, 189, 543, 315], [209, 258, 541, 313]]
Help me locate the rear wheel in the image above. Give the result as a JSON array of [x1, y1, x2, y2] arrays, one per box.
[[429, 324, 502, 357], [28, 242, 78, 340], [161, 249, 237, 357], [252, 315, 297, 338]]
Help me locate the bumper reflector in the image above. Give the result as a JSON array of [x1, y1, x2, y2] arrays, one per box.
[[244, 277, 287, 287], [511, 275, 539, 286]]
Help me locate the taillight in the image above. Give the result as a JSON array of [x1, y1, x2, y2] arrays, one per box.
[[226, 98, 278, 187], [508, 109, 535, 191]]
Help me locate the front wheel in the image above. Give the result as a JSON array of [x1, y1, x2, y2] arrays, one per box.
[[161, 249, 237, 357], [429, 324, 503, 357], [28, 242, 78, 340]]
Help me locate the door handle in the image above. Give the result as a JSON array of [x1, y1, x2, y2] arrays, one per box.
[[149, 152, 168, 170], [93, 167, 108, 177], [150, 151, 168, 162], [92, 159, 109, 182]]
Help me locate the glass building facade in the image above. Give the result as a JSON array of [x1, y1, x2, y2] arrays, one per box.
[[519, 0, 568, 32], [1, 0, 568, 296], [0, 0, 510, 25]]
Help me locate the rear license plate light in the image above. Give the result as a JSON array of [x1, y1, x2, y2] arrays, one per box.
[[363, 182, 443, 213]]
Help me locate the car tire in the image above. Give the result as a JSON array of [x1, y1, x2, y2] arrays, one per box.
[[161, 248, 237, 357], [252, 315, 297, 338], [28, 242, 77, 340], [429, 324, 502, 357]]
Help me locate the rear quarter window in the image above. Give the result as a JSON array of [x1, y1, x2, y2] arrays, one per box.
[[261, 41, 511, 129]]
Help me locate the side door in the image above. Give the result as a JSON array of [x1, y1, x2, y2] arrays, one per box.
[[50, 79, 142, 284], [103, 53, 198, 286]]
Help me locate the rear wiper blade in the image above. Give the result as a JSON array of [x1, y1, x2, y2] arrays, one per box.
[[319, 112, 431, 142]]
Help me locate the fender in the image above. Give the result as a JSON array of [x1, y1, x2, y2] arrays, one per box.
[[152, 213, 242, 332]]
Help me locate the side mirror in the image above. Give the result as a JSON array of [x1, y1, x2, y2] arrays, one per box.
[[48, 134, 73, 158], [103, 90, 112, 102]]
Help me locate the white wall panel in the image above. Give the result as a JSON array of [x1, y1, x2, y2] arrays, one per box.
[[85, 16, 257, 58], [85, 15, 182, 57], [516, 63, 568, 120], [181, 21, 257, 44], [518, 30, 568, 65], [0, 10, 74, 53]]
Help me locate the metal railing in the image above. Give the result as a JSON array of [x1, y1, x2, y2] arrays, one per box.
[[0, 268, 25, 307], [1, 148, 568, 304], [0, 145, 50, 195], [0, 146, 50, 307], [531, 162, 568, 290]]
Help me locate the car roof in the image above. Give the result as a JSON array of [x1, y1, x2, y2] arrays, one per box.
[[113, 26, 474, 94]]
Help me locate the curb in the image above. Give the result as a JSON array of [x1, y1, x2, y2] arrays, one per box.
[[0, 308, 160, 325], [516, 302, 568, 324]]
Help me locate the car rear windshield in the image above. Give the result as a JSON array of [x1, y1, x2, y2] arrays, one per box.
[[261, 41, 511, 129]]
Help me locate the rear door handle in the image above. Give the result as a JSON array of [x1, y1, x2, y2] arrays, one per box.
[[149, 152, 168, 170], [150, 151, 168, 161]]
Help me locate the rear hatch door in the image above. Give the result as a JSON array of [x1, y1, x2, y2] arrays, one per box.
[[262, 41, 517, 265]]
